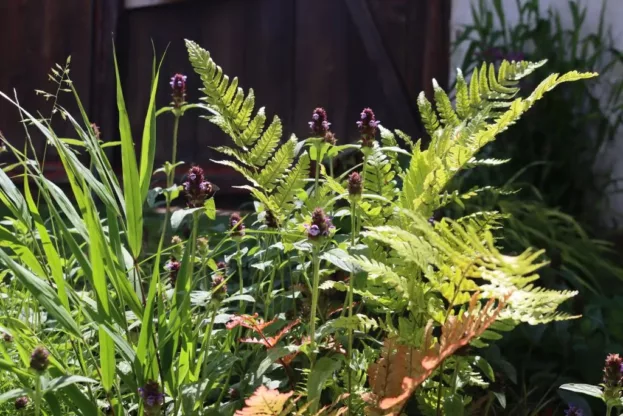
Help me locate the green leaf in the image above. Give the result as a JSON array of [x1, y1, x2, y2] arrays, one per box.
[[139, 49, 166, 204], [0, 388, 31, 404], [321, 248, 359, 273], [171, 207, 203, 230], [307, 356, 342, 413], [256, 346, 299, 378], [43, 376, 98, 393], [0, 250, 81, 337], [113, 44, 143, 258], [444, 395, 464, 416], [84, 198, 116, 392], [559, 383, 604, 399], [204, 198, 216, 220]]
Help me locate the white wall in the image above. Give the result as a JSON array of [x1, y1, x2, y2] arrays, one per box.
[[450, 0, 623, 228]]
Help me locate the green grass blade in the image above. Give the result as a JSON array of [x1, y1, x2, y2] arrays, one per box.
[[113, 44, 143, 258], [139, 50, 166, 203]]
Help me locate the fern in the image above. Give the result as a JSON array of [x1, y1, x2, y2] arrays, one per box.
[[186, 40, 306, 218], [403, 60, 597, 216], [235, 386, 294, 416], [365, 294, 506, 415]]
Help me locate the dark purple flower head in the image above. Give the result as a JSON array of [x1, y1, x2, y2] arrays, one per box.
[[347, 171, 363, 198], [30, 346, 50, 372], [211, 274, 227, 301], [170, 73, 187, 108], [265, 210, 279, 228], [229, 212, 245, 238], [217, 261, 227, 272], [183, 166, 214, 208], [138, 380, 165, 413], [3, 332, 12, 342], [603, 353, 623, 387], [15, 396, 28, 410], [309, 107, 331, 136], [305, 208, 334, 240], [165, 257, 181, 286], [564, 405, 583, 416], [357, 108, 379, 147]]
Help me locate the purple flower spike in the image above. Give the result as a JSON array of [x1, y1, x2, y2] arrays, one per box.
[[183, 166, 214, 208], [309, 108, 331, 136], [305, 208, 334, 240], [170, 73, 187, 108], [358, 107, 379, 147], [139, 380, 165, 415]]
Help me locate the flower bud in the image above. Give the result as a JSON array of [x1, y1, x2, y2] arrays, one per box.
[[347, 172, 363, 198], [170, 73, 187, 108], [30, 346, 50, 373], [15, 396, 28, 410]]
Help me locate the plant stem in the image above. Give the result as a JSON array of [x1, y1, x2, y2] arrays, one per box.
[[314, 142, 322, 198], [236, 241, 244, 313], [34, 375, 42, 416], [309, 245, 321, 368], [347, 200, 357, 414]]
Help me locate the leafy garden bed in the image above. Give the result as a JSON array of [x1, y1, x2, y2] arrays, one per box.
[[0, 39, 613, 415]]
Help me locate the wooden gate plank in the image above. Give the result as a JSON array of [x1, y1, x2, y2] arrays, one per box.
[[343, 0, 419, 134]]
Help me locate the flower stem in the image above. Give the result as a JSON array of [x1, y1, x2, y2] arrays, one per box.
[[309, 245, 321, 368], [314, 142, 322, 198], [34, 375, 42, 416], [347, 201, 357, 414], [236, 241, 244, 313]]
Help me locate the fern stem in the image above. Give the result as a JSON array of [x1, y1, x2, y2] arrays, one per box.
[[309, 245, 321, 368]]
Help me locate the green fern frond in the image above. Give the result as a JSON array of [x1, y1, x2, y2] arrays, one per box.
[[248, 115, 283, 167], [327, 314, 378, 333], [238, 107, 266, 147], [455, 69, 471, 119], [257, 137, 297, 191], [433, 79, 460, 128], [271, 153, 310, 213], [417, 92, 441, 137]]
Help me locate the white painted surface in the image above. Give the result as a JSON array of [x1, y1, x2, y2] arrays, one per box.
[[451, 0, 623, 227]]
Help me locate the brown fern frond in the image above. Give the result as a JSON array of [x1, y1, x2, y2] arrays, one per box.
[[240, 319, 301, 348], [234, 385, 294, 416], [366, 293, 508, 414]]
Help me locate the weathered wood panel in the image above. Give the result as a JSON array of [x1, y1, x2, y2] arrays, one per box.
[[0, 0, 95, 160], [0, 0, 451, 189]]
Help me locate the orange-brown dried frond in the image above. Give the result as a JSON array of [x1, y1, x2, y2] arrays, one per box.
[[226, 313, 278, 334], [240, 319, 301, 349], [234, 385, 294, 416], [367, 293, 508, 414]]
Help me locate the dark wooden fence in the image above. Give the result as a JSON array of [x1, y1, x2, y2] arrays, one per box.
[[0, 0, 450, 192]]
